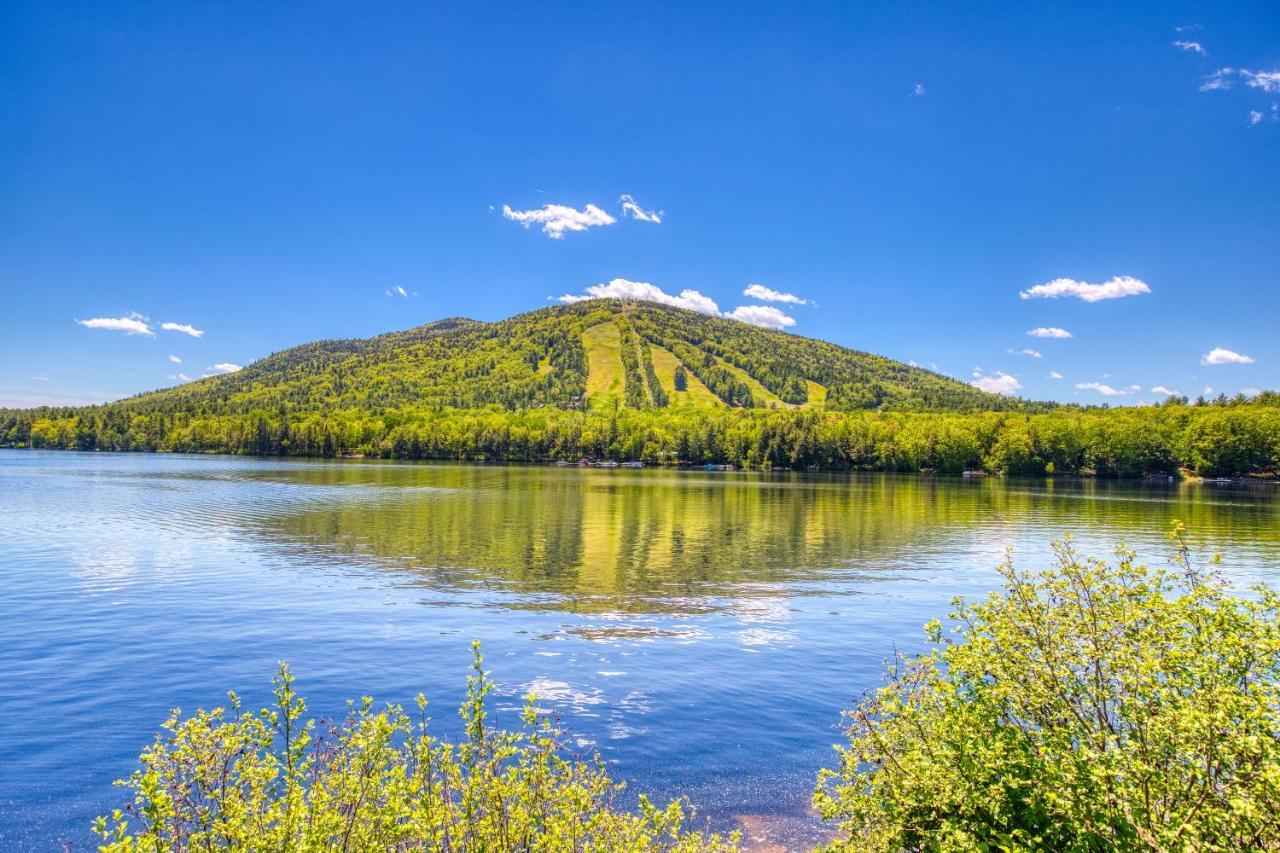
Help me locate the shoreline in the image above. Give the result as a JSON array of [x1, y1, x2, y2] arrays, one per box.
[[2, 445, 1277, 485]]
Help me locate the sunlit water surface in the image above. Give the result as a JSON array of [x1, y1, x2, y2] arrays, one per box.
[[1, 450, 1278, 849]]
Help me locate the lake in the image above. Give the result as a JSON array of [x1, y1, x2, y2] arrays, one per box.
[[1, 450, 1278, 849]]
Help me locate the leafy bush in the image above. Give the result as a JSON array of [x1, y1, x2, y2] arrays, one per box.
[[95, 643, 736, 852], [815, 525, 1280, 850], [90, 529, 1280, 850]]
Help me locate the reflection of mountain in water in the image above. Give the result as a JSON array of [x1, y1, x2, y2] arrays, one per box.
[[246, 463, 1280, 611]]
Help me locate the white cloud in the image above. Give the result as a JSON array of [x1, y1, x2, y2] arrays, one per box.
[[502, 202, 616, 239], [970, 369, 1021, 395], [1175, 24, 1201, 33], [1201, 347, 1255, 365], [554, 279, 796, 329], [1151, 385, 1181, 396], [1019, 275, 1151, 302], [1173, 40, 1206, 55], [1240, 387, 1262, 397], [31, 373, 49, 382], [1076, 382, 1140, 396], [557, 279, 721, 314], [912, 83, 925, 96], [1203, 386, 1214, 395], [76, 312, 153, 336], [170, 373, 193, 383], [724, 305, 796, 329], [1242, 69, 1280, 93], [1200, 68, 1280, 94], [161, 322, 204, 338], [1251, 110, 1265, 125], [672, 290, 722, 314], [743, 283, 808, 305], [1049, 371, 1064, 380], [1027, 326, 1072, 339], [1200, 68, 1235, 92], [1007, 348, 1042, 358], [210, 363, 243, 374], [168, 354, 182, 364], [385, 284, 417, 298], [619, 194, 662, 223]]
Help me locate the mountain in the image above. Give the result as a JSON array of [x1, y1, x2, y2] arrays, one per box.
[[111, 300, 1035, 416], [7, 300, 1279, 476]]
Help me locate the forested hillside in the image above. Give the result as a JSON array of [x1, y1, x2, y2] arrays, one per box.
[[3, 300, 1278, 477], [81, 300, 1036, 417]]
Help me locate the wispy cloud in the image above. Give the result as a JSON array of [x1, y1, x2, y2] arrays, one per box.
[[1175, 24, 1201, 33], [1151, 385, 1181, 395], [1200, 67, 1280, 94], [502, 202, 616, 239], [1049, 371, 1064, 380], [1007, 348, 1042, 358], [970, 369, 1021, 395], [619, 194, 663, 224], [1020, 275, 1150, 302], [385, 284, 418, 298], [911, 82, 925, 96], [170, 373, 194, 383], [76, 312, 153, 336], [1200, 68, 1235, 92], [161, 321, 204, 338], [554, 279, 797, 329], [724, 305, 796, 329], [1192, 65, 1280, 128], [209, 362, 243, 374], [743, 284, 808, 305], [168, 354, 182, 364], [1076, 381, 1140, 396], [1242, 69, 1280, 93], [1028, 326, 1073, 339], [1201, 347, 1255, 365], [1173, 40, 1206, 55]]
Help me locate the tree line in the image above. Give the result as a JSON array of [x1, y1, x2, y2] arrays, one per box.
[[4, 397, 1278, 477]]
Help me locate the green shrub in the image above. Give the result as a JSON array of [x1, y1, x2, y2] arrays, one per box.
[[95, 643, 736, 852], [815, 524, 1280, 851], [95, 528, 1280, 851]]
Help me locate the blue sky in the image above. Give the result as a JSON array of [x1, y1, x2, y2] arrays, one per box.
[[2, 1, 1276, 407]]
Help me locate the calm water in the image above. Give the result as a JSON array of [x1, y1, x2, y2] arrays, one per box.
[[1, 450, 1278, 849]]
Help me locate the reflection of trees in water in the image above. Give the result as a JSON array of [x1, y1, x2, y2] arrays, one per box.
[[252, 464, 1279, 611]]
